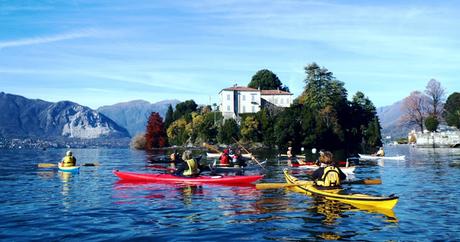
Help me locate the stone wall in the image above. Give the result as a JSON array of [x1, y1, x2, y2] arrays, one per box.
[[416, 131, 460, 148]]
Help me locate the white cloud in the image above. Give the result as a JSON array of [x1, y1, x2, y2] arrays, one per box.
[[0, 29, 99, 49]]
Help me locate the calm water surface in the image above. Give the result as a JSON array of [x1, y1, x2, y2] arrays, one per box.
[[0, 145, 459, 241]]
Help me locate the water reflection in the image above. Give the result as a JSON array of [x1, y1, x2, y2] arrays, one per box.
[[113, 181, 257, 206]]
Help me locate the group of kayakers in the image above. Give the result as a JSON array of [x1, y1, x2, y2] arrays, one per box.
[[218, 148, 248, 168], [61, 145, 380, 189]]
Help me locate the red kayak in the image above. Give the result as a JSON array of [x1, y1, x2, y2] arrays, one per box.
[[113, 170, 263, 185]]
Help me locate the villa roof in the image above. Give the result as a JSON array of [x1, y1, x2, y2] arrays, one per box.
[[260, 90, 292, 95], [220, 86, 292, 95], [221, 86, 259, 92]]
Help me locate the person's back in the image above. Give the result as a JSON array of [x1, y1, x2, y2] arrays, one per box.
[[311, 151, 346, 188], [219, 149, 230, 166], [61, 150, 76, 167], [287, 147, 293, 158], [376, 147, 385, 157], [176, 150, 199, 177]]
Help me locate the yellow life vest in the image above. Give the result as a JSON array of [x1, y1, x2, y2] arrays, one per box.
[[62, 155, 76, 167], [316, 166, 341, 187], [183, 159, 199, 176]]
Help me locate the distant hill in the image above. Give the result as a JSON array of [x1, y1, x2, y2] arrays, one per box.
[[0, 92, 129, 139], [97, 99, 180, 136], [377, 100, 413, 139]]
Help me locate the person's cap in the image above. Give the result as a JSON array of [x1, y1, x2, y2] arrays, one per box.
[[66, 150, 72, 156]]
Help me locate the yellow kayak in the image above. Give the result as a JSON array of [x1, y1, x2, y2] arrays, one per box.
[[283, 169, 398, 210]]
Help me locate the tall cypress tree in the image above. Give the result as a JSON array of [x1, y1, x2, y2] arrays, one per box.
[[164, 104, 174, 129]]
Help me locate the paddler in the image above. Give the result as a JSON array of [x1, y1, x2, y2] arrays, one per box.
[[375, 147, 385, 157], [287, 146, 294, 158], [232, 149, 247, 168], [219, 149, 231, 166], [175, 150, 199, 177], [169, 150, 182, 169], [311, 151, 347, 188], [60, 150, 77, 167]]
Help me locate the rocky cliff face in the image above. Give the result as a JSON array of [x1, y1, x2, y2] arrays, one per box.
[[98, 99, 180, 136], [0, 92, 129, 139]]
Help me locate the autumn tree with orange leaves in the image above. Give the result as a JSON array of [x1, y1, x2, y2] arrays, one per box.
[[145, 112, 167, 150]]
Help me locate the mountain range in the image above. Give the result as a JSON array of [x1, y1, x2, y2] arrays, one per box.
[[98, 99, 180, 136], [376, 100, 412, 139], [0, 92, 180, 140], [0, 91, 407, 141], [0, 92, 130, 139]]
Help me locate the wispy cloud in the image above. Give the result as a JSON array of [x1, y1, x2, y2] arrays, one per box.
[[0, 29, 99, 49]]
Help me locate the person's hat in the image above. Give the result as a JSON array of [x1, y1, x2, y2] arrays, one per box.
[[66, 150, 72, 156], [288, 147, 292, 150]]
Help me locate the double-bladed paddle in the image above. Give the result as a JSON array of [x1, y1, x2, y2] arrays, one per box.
[[38, 162, 100, 168], [256, 179, 382, 190]]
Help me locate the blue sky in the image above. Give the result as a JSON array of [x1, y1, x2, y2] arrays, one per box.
[[1, 0, 459, 109]]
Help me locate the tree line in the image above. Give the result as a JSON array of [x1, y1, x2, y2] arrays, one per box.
[[133, 63, 383, 155], [401, 79, 460, 132]]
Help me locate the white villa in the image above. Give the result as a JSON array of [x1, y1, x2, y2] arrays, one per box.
[[219, 85, 293, 119]]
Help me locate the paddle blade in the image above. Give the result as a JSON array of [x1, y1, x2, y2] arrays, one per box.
[[38, 163, 57, 168], [362, 179, 382, 185], [345, 179, 382, 185], [256, 183, 295, 189]]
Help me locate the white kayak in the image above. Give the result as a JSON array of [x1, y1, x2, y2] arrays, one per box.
[[206, 152, 252, 159], [359, 154, 405, 160]]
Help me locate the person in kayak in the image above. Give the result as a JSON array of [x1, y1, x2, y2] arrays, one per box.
[[219, 149, 231, 166], [169, 150, 182, 169], [175, 150, 199, 177], [375, 147, 385, 157], [232, 149, 248, 168], [311, 151, 346, 188], [61, 150, 77, 167], [287, 147, 294, 158]]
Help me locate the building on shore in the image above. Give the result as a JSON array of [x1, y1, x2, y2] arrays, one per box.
[[413, 126, 460, 148], [219, 85, 293, 120]]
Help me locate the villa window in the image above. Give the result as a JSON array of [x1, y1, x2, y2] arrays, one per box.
[[242, 95, 246, 101], [227, 105, 230, 111], [227, 94, 230, 101]]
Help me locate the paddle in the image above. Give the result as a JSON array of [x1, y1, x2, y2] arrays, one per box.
[[148, 164, 176, 172], [232, 137, 264, 169], [256, 179, 382, 190], [202, 143, 221, 154], [38, 162, 100, 168]]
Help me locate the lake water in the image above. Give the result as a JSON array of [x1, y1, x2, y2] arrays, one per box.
[[1, 145, 459, 241]]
